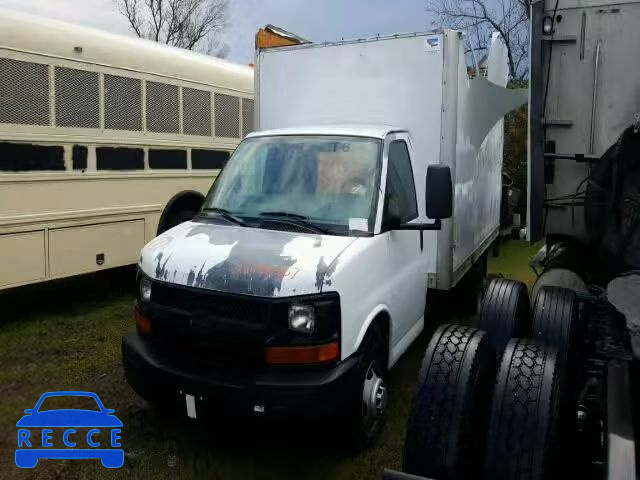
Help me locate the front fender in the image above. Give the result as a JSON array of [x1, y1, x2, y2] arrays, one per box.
[[351, 304, 392, 368]]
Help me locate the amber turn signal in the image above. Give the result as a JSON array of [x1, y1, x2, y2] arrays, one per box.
[[134, 306, 152, 336], [265, 342, 339, 365]]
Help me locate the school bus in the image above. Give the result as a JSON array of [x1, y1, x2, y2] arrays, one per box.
[[0, 9, 254, 290]]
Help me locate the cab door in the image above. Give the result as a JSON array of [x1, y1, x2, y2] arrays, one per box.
[[379, 133, 426, 353]]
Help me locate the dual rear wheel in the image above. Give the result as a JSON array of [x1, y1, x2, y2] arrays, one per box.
[[403, 280, 580, 480]]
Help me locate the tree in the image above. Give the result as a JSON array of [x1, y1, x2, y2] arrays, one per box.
[[426, 0, 530, 79], [503, 79, 529, 195], [116, 0, 229, 56]]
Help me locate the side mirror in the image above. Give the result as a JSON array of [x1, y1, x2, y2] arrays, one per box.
[[425, 165, 453, 220]]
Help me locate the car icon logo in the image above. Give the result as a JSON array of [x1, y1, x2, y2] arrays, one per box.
[[15, 391, 123, 468]]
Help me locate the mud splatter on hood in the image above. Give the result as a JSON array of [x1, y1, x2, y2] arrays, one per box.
[[139, 221, 357, 297]]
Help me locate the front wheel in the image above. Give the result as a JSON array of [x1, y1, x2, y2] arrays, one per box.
[[345, 328, 387, 452]]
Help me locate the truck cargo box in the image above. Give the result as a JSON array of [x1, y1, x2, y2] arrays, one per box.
[[255, 31, 525, 288]]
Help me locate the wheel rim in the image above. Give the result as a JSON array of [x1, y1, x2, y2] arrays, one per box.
[[362, 360, 387, 435]]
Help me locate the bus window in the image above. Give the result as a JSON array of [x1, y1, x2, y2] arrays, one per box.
[[146, 81, 179, 133], [149, 149, 187, 169], [214, 93, 240, 138], [0, 142, 64, 171], [0, 58, 49, 126], [192, 149, 229, 169], [55, 67, 100, 128], [96, 147, 144, 170], [72, 145, 88, 170], [183, 88, 212, 137], [104, 75, 142, 131]]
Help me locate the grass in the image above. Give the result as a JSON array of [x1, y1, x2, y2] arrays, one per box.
[[488, 240, 542, 290], [0, 240, 540, 479]]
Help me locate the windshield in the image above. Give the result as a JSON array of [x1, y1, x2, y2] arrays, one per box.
[[37, 395, 101, 412], [202, 135, 382, 235]]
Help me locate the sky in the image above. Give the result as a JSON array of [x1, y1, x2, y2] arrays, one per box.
[[0, 0, 431, 64]]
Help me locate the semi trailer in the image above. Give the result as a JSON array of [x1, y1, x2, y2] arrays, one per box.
[[122, 30, 523, 448], [391, 0, 640, 479]]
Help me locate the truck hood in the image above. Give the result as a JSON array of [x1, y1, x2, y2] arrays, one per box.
[[139, 220, 357, 297]]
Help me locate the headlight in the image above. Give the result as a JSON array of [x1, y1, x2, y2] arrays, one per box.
[[288, 304, 316, 334], [543, 16, 554, 34], [139, 277, 152, 302]]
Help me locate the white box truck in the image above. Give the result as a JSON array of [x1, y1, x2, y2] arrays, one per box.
[[122, 30, 525, 448]]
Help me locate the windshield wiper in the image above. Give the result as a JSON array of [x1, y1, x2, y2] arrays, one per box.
[[258, 211, 329, 234], [201, 207, 247, 226]]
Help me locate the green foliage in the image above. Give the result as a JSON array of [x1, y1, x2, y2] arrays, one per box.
[[504, 80, 529, 195]]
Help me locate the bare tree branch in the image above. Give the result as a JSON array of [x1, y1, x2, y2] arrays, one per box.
[[118, 0, 143, 37], [426, 0, 530, 79], [115, 0, 228, 56]]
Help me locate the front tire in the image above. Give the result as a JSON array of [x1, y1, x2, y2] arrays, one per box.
[[346, 328, 387, 452]]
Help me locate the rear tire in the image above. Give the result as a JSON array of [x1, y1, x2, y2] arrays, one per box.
[[403, 324, 495, 479], [478, 278, 530, 354], [531, 286, 579, 370], [485, 339, 561, 480]]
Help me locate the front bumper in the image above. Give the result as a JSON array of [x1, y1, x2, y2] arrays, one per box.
[[122, 329, 360, 418]]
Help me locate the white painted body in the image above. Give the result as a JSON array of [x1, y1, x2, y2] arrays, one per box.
[[140, 31, 524, 366]]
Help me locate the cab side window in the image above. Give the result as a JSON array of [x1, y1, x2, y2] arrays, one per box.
[[384, 140, 418, 224]]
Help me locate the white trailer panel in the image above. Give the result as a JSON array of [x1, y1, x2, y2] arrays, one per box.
[[256, 31, 524, 289]]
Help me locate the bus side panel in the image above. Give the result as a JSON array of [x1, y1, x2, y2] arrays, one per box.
[[48, 220, 145, 278], [0, 230, 45, 288]]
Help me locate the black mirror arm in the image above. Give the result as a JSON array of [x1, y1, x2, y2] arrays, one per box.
[[395, 219, 442, 231]]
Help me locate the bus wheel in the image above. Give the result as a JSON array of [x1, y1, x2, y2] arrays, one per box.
[[403, 324, 495, 479], [485, 339, 561, 480], [478, 278, 530, 354], [157, 191, 204, 235]]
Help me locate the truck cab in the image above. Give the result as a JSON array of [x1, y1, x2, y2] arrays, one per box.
[[123, 123, 452, 447]]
